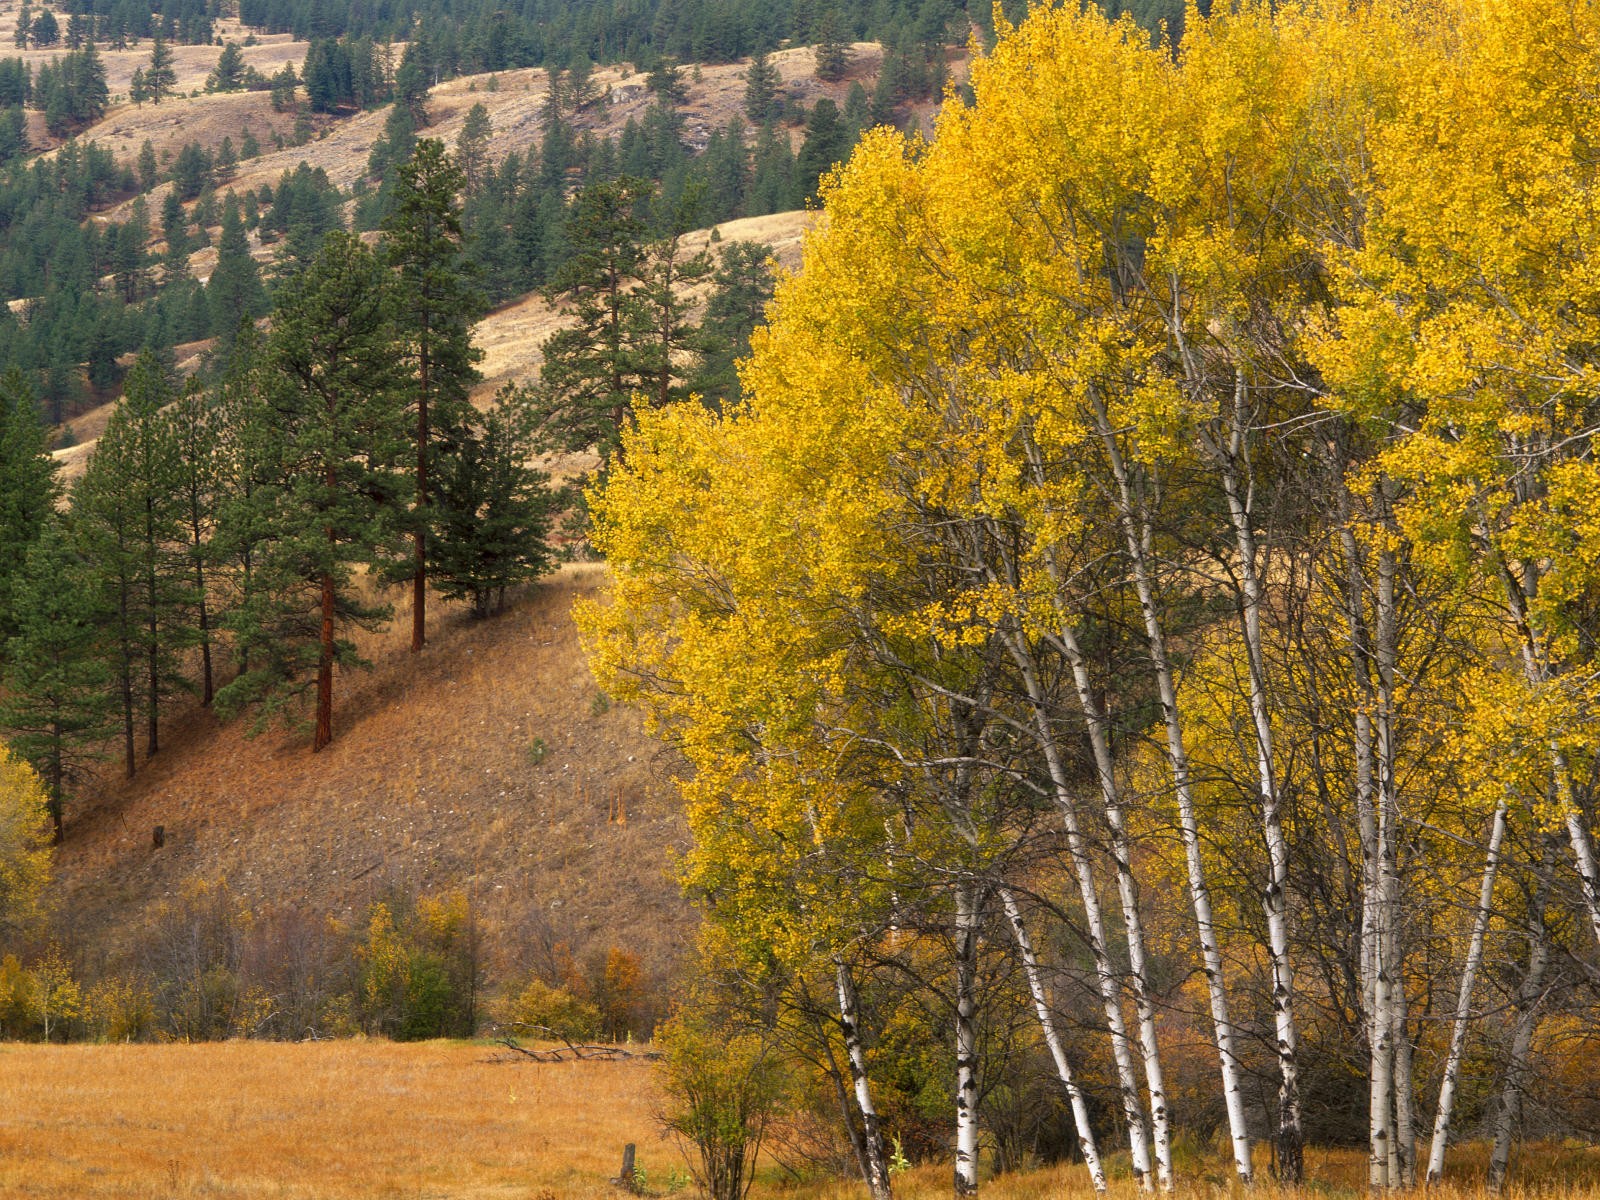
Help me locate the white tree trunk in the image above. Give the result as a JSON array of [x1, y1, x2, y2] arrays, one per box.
[[835, 959, 893, 1200], [1004, 615, 1171, 1189], [1426, 795, 1509, 1183], [1081, 403, 1249, 1184], [953, 888, 981, 1197], [1001, 888, 1107, 1192], [1213, 377, 1303, 1181]]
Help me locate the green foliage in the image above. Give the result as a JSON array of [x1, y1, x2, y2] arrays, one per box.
[[498, 976, 601, 1040], [658, 1005, 789, 1200], [215, 232, 408, 749], [358, 891, 481, 1040]]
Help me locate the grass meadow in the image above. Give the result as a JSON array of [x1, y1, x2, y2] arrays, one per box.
[[0, 1039, 1597, 1200]]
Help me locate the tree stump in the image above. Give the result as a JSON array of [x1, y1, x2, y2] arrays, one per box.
[[618, 1144, 638, 1193]]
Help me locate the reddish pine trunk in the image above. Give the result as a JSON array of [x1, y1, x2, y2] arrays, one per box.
[[412, 337, 430, 653]]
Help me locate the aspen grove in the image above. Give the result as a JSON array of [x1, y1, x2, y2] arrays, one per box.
[[582, 0, 1600, 1193]]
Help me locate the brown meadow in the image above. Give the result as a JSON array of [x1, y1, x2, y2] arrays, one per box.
[[0, 1039, 661, 1199], [0, 1039, 1596, 1200]]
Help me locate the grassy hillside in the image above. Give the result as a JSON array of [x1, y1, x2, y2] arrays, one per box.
[[49, 565, 696, 989]]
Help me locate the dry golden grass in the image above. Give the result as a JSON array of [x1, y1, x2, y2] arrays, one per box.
[[53, 565, 694, 982], [0, 1039, 663, 1199], [0, 1039, 1595, 1200]]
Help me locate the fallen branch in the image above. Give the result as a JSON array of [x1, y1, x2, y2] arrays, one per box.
[[492, 1033, 662, 1063]]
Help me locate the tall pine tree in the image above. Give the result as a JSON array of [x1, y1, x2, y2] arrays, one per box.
[[217, 232, 408, 751], [381, 138, 481, 652]]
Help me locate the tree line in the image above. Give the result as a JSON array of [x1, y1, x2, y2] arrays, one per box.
[[0, 131, 777, 844], [0, 140, 556, 841], [585, 0, 1600, 1194]]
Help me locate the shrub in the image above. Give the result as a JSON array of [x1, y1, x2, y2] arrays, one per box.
[[498, 977, 601, 1040], [658, 1008, 789, 1200]]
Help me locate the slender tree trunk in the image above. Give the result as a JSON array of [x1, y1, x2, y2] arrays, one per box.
[[953, 887, 980, 1198], [1393, 962, 1417, 1187], [1086, 402, 1242, 1187], [1427, 795, 1510, 1183], [1487, 837, 1556, 1194], [999, 612, 1165, 1188], [1213, 382, 1302, 1182], [47, 726, 63, 845], [1001, 888, 1106, 1192], [315, 566, 334, 752], [145, 497, 160, 757], [412, 335, 430, 653], [835, 959, 893, 1200]]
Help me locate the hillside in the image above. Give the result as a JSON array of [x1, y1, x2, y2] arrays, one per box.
[[51, 563, 697, 987]]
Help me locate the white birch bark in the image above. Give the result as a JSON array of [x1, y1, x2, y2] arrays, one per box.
[[1426, 795, 1507, 1184], [835, 959, 893, 1200], [1001, 888, 1107, 1192], [953, 888, 981, 1197], [1000, 616, 1169, 1190], [1209, 372, 1303, 1181], [1081, 400, 1249, 1184]]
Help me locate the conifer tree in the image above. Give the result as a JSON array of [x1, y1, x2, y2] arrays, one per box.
[[530, 175, 650, 470], [0, 517, 113, 843], [207, 192, 267, 360], [454, 102, 491, 198], [78, 350, 190, 763], [428, 386, 554, 617], [0, 369, 60, 649], [690, 241, 776, 410], [382, 138, 481, 652], [216, 232, 408, 751], [145, 31, 177, 103], [813, 12, 852, 82], [743, 49, 782, 125], [163, 383, 221, 705]]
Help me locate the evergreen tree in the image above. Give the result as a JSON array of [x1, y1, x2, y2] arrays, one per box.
[[381, 138, 482, 652], [530, 176, 650, 469], [207, 41, 246, 92], [0, 517, 113, 843], [207, 191, 267, 358], [631, 189, 713, 409], [813, 11, 853, 82], [82, 349, 191, 763], [646, 56, 689, 104], [797, 98, 851, 200], [216, 232, 408, 751], [137, 138, 158, 191], [428, 387, 554, 617], [28, 9, 58, 48], [743, 49, 782, 124], [454, 101, 491, 198], [0, 369, 61, 648], [146, 31, 178, 103], [690, 240, 776, 410], [162, 383, 221, 706]]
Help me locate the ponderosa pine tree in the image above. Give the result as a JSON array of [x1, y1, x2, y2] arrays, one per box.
[[0, 368, 60, 649], [163, 382, 222, 706], [0, 517, 114, 843], [381, 138, 481, 652], [530, 175, 650, 469], [690, 241, 775, 409], [145, 31, 177, 103], [217, 232, 408, 751], [83, 349, 191, 763], [207, 192, 267, 363], [428, 386, 555, 617]]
